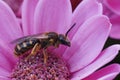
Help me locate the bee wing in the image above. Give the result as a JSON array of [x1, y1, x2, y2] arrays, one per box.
[[11, 36, 30, 44], [11, 33, 48, 44]]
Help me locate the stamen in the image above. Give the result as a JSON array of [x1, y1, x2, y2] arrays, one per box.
[[10, 51, 70, 80]]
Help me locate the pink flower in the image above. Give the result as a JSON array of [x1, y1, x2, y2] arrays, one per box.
[[0, 0, 119, 80], [98, 0, 120, 39], [3, 0, 23, 17]]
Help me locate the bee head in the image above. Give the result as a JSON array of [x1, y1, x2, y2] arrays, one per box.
[[58, 23, 76, 47], [58, 34, 70, 47], [47, 23, 75, 47]]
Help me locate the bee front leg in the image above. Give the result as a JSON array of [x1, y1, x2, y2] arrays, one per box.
[[26, 43, 41, 59], [43, 49, 48, 64]]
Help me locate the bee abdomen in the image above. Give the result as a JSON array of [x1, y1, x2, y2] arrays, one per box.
[[14, 39, 40, 56]]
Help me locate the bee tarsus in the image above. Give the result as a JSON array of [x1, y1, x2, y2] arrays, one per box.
[[43, 49, 48, 64]]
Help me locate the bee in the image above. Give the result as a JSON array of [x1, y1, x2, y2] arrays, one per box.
[[12, 23, 76, 63]]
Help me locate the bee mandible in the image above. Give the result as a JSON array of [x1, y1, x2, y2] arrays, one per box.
[[12, 23, 76, 63]]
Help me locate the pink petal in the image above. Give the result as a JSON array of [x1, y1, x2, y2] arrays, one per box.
[[22, 0, 38, 35], [0, 52, 12, 72], [110, 16, 120, 39], [33, 0, 72, 34], [0, 1, 23, 43], [3, 0, 23, 17], [104, 0, 120, 15], [63, 15, 111, 72], [71, 44, 120, 79], [110, 24, 120, 39], [54, 0, 103, 56], [0, 67, 10, 78], [0, 39, 17, 69], [0, 77, 10, 80], [83, 64, 120, 80], [17, 18, 22, 27], [68, 0, 102, 39]]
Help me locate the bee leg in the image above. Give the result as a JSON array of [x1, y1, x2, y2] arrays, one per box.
[[54, 41, 59, 48], [43, 49, 48, 64], [26, 43, 41, 59]]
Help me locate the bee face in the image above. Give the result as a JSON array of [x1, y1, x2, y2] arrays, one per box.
[[58, 34, 70, 47]]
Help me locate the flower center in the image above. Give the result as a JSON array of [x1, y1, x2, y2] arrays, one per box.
[[10, 51, 70, 80]]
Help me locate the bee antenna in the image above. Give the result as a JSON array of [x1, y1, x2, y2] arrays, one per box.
[[65, 23, 76, 37]]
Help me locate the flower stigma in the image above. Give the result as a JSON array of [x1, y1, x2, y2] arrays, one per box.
[[10, 51, 70, 80]]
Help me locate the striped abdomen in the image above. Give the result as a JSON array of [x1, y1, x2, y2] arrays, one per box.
[[14, 38, 40, 56]]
